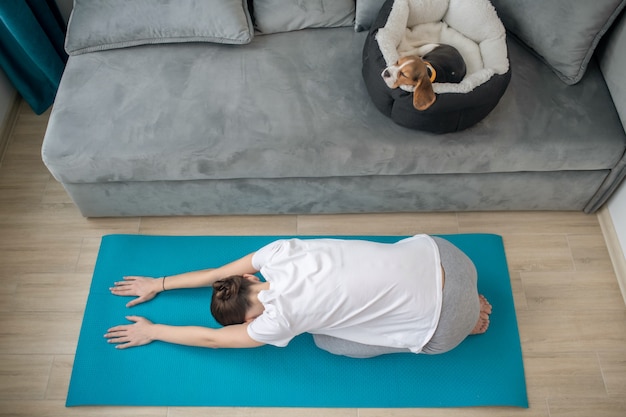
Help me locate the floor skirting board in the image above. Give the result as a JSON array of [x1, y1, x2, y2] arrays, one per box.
[[598, 206, 626, 306]]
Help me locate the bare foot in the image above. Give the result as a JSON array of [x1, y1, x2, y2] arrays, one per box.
[[470, 294, 492, 335]]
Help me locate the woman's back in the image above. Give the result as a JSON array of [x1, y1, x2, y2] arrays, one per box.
[[248, 235, 444, 353]]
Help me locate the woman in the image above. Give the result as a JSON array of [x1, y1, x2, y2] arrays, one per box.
[[105, 234, 492, 357]]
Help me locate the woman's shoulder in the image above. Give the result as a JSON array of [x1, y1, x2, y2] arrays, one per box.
[[253, 238, 303, 267]]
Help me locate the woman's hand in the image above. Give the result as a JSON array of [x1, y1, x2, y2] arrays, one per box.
[[104, 316, 155, 349], [110, 276, 162, 307]]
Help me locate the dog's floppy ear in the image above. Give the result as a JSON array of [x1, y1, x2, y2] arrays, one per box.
[[412, 77, 436, 111]]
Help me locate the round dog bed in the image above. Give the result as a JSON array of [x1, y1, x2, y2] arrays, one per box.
[[362, 0, 511, 133]]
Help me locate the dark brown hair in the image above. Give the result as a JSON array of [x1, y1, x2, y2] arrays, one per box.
[[210, 275, 254, 326]]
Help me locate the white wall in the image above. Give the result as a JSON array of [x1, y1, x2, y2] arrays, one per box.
[[0, 70, 16, 125], [56, 0, 72, 22]]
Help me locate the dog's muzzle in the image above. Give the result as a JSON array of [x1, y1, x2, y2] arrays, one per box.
[[381, 66, 398, 88]]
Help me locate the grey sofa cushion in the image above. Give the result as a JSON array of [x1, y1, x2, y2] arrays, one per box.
[[355, 0, 386, 31], [43, 28, 625, 186], [490, 0, 626, 85], [253, 0, 355, 34], [65, 0, 254, 55]]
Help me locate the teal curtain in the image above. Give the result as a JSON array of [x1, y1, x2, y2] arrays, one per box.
[[0, 0, 67, 114]]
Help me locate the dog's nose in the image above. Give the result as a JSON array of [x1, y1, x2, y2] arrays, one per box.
[[383, 69, 390, 78]]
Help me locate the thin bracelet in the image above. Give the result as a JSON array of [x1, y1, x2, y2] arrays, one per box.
[[162, 276, 167, 291]]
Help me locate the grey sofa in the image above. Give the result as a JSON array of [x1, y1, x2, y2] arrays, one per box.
[[42, 0, 626, 217]]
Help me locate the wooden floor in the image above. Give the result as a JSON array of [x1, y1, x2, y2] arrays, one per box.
[[1, 101, 625, 416]]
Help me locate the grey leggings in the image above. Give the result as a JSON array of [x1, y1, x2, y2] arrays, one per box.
[[313, 237, 480, 357]]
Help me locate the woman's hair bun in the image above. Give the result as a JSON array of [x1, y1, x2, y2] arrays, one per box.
[[213, 276, 242, 301]]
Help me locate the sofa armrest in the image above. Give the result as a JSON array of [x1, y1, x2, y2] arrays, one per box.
[[599, 10, 626, 132]]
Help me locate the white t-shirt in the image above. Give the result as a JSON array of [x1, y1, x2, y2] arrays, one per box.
[[247, 235, 443, 353]]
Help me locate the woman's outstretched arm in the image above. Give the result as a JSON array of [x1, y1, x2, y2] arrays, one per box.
[[104, 316, 264, 349], [110, 253, 258, 307]]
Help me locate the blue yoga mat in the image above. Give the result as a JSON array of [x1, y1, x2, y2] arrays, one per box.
[[67, 234, 527, 408]]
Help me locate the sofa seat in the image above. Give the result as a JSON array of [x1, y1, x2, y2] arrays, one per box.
[[42, 26, 626, 215]]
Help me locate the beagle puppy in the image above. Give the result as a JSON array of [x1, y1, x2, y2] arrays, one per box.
[[381, 44, 466, 111]]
